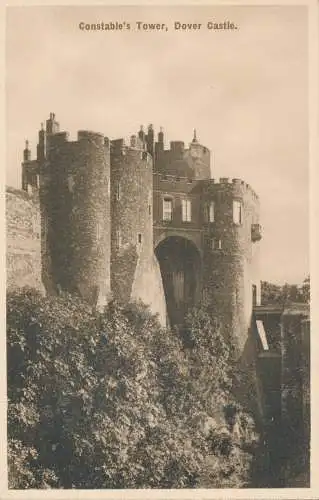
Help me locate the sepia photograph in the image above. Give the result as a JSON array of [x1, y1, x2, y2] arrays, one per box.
[[4, 3, 314, 493]]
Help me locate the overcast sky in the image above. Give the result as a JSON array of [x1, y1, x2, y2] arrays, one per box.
[[6, 5, 309, 284]]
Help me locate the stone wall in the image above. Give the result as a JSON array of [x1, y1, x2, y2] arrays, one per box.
[[6, 187, 44, 293], [131, 253, 167, 326]]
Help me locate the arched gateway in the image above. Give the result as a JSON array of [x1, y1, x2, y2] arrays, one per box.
[[155, 236, 201, 327]]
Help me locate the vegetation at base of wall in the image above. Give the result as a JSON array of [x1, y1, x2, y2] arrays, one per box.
[[7, 289, 259, 489]]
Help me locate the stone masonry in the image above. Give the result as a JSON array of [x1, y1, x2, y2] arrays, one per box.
[[8, 113, 262, 348]]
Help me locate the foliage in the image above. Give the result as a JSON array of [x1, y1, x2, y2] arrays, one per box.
[[260, 276, 310, 306], [7, 289, 258, 489]]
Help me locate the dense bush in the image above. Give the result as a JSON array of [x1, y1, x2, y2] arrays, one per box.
[[7, 289, 259, 488]]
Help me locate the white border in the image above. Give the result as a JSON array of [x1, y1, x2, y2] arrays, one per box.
[[1, 1, 318, 498]]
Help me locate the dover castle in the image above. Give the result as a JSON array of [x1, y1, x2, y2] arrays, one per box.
[[7, 113, 262, 349]]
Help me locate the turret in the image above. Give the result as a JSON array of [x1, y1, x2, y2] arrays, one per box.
[[39, 117, 111, 307], [23, 140, 31, 161], [138, 125, 145, 148], [201, 178, 261, 351], [110, 137, 153, 302], [146, 123, 154, 157], [46, 112, 60, 135], [158, 127, 164, 145], [155, 127, 164, 165], [37, 123, 46, 161]]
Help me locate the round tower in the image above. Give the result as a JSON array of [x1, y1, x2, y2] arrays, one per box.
[[110, 138, 154, 302], [201, 178, 262, 351], [40, 127, 111, 307]]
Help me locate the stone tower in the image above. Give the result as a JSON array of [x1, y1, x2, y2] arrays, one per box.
[[19, 115, 261, 345], [26, 114, 112, 307]]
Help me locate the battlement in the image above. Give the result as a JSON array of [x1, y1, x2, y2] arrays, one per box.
[[153, 172, 259, 200], [155, 139, 210, 157], [110, 138, 152, 163], [47, 129, 109, 148], [204, 177, 259, 201]]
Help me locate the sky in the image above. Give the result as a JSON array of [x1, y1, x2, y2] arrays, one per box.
[[5, 5, 309, 285]]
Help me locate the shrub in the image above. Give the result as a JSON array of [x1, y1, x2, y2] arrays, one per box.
[[7, 289, 258, 488]]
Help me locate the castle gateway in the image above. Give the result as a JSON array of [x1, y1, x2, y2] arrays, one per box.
[[11, 114, 262, 350]]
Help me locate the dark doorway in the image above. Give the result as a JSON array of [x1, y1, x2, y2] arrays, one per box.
[[155, 236, 201, 326]]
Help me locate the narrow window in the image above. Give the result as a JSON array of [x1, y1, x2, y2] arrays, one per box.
[[209, 201, 215, 222], [116, 230, 122, 249], [148, 205, 151, 215], [233, 200, 242, 224], [96, 222, 102, 241], [163, 197, 173, 221], [182, 199, 191, 222], [116, 182, 121, 201], [138, 233, 142, 244]]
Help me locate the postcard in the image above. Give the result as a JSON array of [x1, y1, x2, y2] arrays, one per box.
[[3, 2, 318, 498]]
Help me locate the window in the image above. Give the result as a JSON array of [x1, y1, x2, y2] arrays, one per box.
[[116, 230, 122, 249], [208, 201, 215, 222], [182, 199, 191, 222], [233, 200, 242, 224], [116, 182, 121, 201], [163, 197, 173, 221], [211, 238, 222, 250], [138, 233, 142, 244], [96, 222, 102, 241]]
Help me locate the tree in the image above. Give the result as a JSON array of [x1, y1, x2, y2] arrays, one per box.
[[261, 277, 310, 306], [7, 289, 259, 489], [301, 275, 310, 304]]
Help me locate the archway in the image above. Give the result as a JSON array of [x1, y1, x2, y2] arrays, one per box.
[[155, 236, 201, 327]]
